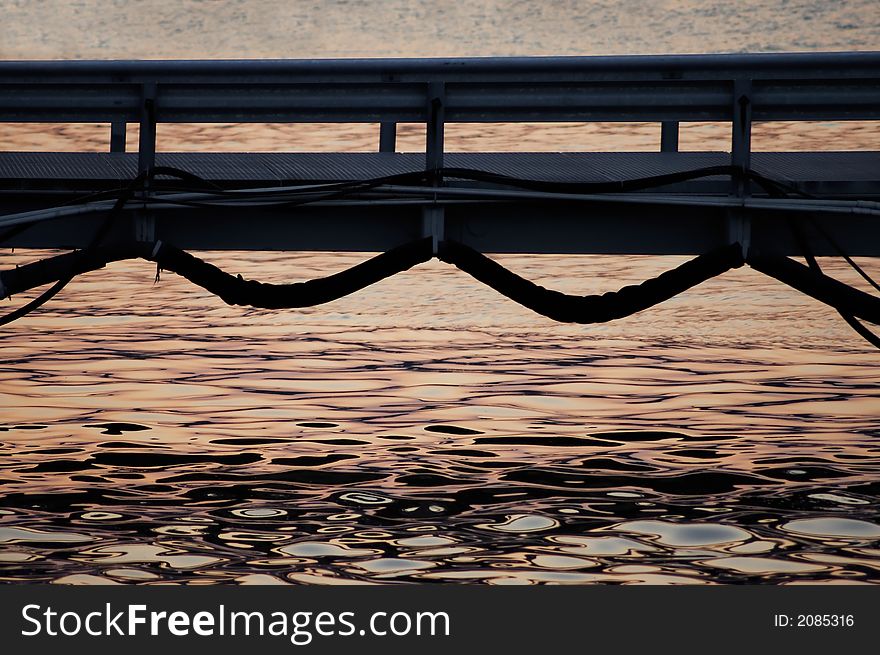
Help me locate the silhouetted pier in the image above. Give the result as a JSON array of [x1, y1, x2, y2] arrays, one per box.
[[0, 52, 878, 256], [1, 53, 879, 343]]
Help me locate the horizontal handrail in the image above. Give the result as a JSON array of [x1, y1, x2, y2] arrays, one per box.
[[0, 52, 877, 124], [1, 52, 877, 181], [2, 51, 880, 78]]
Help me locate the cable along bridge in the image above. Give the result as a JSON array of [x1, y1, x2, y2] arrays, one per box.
[[0, 52, 878, 343]]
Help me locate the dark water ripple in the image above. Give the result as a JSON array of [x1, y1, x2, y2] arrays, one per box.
[[1, 418, 878, 585], [0, 254, 878, 584]]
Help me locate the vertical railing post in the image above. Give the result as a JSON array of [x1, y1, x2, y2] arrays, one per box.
[[425, 82, 445, 172], [379, 122, 397, 152], [110, 122, 126, 153], [660, 121, 679, 152], [731, 79, 752, 196], [729, 78, 753, 258], [138, 83, 157, 180], [423, 82, 445, 254]]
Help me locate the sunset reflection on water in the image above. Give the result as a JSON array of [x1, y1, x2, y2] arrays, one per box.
[[1, 245, 878, 584], [1, 0, 879, 584]]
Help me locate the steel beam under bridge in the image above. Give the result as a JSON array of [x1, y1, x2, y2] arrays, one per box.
[[4, 194, 880, 258]]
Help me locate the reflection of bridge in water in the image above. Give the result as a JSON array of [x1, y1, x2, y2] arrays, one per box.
[[0, 53, 878, 339]]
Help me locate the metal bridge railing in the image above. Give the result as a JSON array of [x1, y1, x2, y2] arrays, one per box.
[[0, 52, 878, 180]]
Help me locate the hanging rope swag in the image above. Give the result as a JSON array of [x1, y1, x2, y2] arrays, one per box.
[[1, 165, 878, 348], [2, 235, 879, 337]]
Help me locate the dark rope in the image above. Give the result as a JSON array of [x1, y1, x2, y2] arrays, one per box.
[[747, 252, 880, 326], [837, 308, 880, 349], [440, 165, 786, 197], [1, 238, 745, 322], [0, 173, 150, 326], [0, 239, 435, 311], [807, 218, 880, 295], [437, 240, 745, 324], [767, 158, 880, 349], [0, 279, 69, 327], [149, 238, 434, 309], [788, 221, 880, 350], [0, 167, 216, 326], [6, 236, 880, 333], [0, 247, 135, 298]]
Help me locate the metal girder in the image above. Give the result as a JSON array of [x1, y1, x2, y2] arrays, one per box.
[[2, 201, 878, 257]]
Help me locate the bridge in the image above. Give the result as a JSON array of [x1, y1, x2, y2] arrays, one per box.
[[0, 52, 878, 339], [0, 52, 878, 256]]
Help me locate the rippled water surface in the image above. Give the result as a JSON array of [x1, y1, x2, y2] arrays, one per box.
[[1, 253, 878, 584], [1, 1, 879, 584]]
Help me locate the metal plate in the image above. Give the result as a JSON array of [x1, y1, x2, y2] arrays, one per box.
[[0, 151, 876, 195]]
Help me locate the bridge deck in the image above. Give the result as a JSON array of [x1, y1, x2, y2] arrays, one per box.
[[1, 151, 878, 196], [1, 150, 878, 256]]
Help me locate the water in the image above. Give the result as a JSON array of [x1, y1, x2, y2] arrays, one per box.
[[3, 0, 879, 58], [1, 253, 878, 584], [1, 1, 879, 584]]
